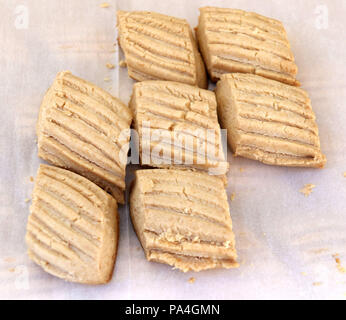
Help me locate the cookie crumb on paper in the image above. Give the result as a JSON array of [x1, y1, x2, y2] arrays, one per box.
[[99, 2, 110, 8], [313, 282, 322, 286], [299, 184, 316, 197], [230, 193, 235, 201], [106, 63, 115, 69], [188, 277, 195, 284], [310, 248, 328, 254], [333, 253, 346, 274]]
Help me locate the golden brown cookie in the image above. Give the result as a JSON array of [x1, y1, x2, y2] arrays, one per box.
[[130, 169, 238, 272], [196, 7, 299, 86], [215, 73, 326, 168], [26, 164, 119, 284], [117, 10, 207, 88], [130, 80, 228, 176], [37, 71, 132, 203]]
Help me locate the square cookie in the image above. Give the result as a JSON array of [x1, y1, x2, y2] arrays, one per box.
[[37, 71, 132, 203], [130, 169, 238, 272], [130, 80, 228, 176], [196, 7, 299, 86], [117, 10, 207, 88], [26, 164, 119, 284], [215, 73, 326, 168]]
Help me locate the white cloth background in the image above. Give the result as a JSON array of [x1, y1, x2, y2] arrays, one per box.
[[0, 0, 345, 299]]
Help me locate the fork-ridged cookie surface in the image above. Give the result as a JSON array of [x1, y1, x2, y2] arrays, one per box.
[[26, 164, 119, 284], [130, 169, 238, 272], [117, 10, 207, 88], [216, 73, 326, 168], [37, 71, 132, 203], [197, 7, 299, 86], [130, 81, 228, 176]]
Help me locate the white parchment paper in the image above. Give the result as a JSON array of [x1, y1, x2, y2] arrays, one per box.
[[0, 0, 345, 299]]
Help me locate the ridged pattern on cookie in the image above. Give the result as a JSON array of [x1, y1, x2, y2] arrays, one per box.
[[130, 81, 228, 176], [197, 7, 299, 86], [216, 73, 326, 167], [26, 164, 119, 284], [117, 10, 207, 88], [37, 71, 132, 203], [130, 169, 238, 272]]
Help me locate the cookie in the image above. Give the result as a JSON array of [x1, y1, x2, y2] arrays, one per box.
[[196, 7, 299, 86], [130, 169, 238, 272], [26, 164, 119, 284], [37, 71, 132, 203], [215, 73, 326, 167], [130, 80, 228, 176], [117, 10, 207, 88]]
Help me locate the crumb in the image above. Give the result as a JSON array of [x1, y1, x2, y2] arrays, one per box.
[[299, 184, 315, 197], [301, 272, 307, 276], [8, 268, 15, 273], [104, 77, 111, 82], [310, 248, 328, 254], [333, 254, 346, 274], [239, 168, 244, 172], [344, 172, 346, 177], [4, 257, 15, 263], [106, 63, 115, 69], [99, 2, 110, 8], [313, 282, 322, 286], [119, 60, 127, 68], [336, 265, 346, 274], [30, 176, 34, 182], [188, 277, 195, 284], [25, 198, 30, 203], [263, 232, 266, 236], [230, 193, 235, 201]]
